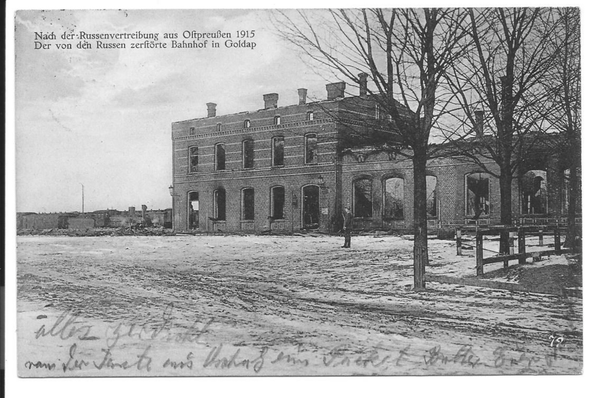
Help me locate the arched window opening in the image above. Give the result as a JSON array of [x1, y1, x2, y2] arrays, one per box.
[[383, 177, 403, 220], [242, 188, 254, 221], [522, 170, 547, 214], [215, 144, 225, 170], [466, 172, 490, 218]]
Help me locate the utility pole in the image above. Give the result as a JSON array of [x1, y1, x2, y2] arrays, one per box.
[[80, 183, 85, 214]]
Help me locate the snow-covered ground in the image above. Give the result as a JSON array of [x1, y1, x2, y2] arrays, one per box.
[[16, 234, 582, 376]]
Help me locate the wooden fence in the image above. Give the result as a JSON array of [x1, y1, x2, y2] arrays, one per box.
[[456, 226, 570, 276]]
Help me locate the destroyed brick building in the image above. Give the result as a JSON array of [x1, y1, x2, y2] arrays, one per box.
[[170, 79, 578, 233]]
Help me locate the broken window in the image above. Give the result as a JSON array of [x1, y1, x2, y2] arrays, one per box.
[[383, 177, 403, 219], [188, 191, 199, 229], [242, 139, 254, 169], [305, 133, 317, 164], [242, 188, 254, 221], [189, 146, 199, 173], [214, 188, 226, 220], [426, 175, 438, 218], [354, 178, 373, 218], [272, 136, 284, 166], [522, 170, 547, 214], [271, 186, 285, 219], [215, 143, 225, 171], [466, 172, 490, 218]]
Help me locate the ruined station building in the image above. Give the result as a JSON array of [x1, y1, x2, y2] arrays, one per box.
[[171, 77, 577, 233]]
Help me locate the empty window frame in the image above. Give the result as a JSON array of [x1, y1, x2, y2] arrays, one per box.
[[272, 136, 284, 166], [189, 146, 199, 173], [242, 139, 254, 169], [354, 178, 373, 218], [215, 143, 226, 171], [305, 133, 317, 164], [274, 116, 281, 126], [214, 188, 226, 220], [307, 111, 314, 121], [189, 127, 196, 135], [426, 175, 438, 218], [383, 177, 404, 220], [271, 186, 285, 219], [244, 119, 251, 128], [521, 170, 547, 215], [466, 172, 490, 218], [216, 123, 222, 132], [242, 188, 255, 221]]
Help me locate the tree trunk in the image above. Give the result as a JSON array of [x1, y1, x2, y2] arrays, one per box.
[[498, 162, 513, 255], [566, 161, 580, 251], [413, 150, 429, 290]]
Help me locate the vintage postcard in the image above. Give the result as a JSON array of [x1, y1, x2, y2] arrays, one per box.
[[13, 7, 584, 382]]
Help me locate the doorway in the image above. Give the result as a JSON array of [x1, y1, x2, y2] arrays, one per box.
[[302, 185, 320, 229]]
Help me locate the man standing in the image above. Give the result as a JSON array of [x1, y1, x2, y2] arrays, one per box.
[[342, 206, 353, 248]]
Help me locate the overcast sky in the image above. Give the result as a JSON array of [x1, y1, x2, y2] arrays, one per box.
[[15, 9, 345, 213]]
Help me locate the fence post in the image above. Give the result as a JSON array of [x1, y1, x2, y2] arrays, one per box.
[[518, 227, 526, 265], [476, 230, 484, 276], [456, 227, 462, 256], [539, 229, 544, 246], [554, 228, 562, 254], [505, 230, 515, 268]]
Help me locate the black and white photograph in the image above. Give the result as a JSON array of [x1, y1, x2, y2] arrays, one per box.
[[6, 1, 596, 395]]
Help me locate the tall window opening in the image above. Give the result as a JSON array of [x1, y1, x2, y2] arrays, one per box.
[[188, 191, 199, 229], [244, 119, 251, 128], [466, 172, 490, 218], [383, 177, 403, 219], [426, 176, 438, 218], [242, 188, 254, 221], [354, 178, 373, 218], [271, 186, 285, 220], [274, 116, 281, 126], [215, 143, 225, 171], [189, 146, 199, 173], [242, 139, 254, 169], [307, 111, 314, 121], [216, 123, 222, 132], [272, 136, 284, 166], [214, 188, 226, 220], [522, 170, 547, 214], [305, 133, 317, 164]]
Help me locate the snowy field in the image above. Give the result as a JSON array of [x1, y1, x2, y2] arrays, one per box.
[[16, 234, 582, 376]]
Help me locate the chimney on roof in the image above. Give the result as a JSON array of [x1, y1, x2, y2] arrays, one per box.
[[326, 81, 346, 100], [298, 88, 307, 105], [264, 93, 279, 109], [207, 102, 217, 118], [474, 110, 484, 139], [358, 73, 368, 97]]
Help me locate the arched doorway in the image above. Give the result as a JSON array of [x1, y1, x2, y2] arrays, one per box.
[[302, 185, 320, 229]]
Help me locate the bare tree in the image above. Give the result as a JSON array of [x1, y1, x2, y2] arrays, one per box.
[[272, 9, 467, 289], [444, 8, 561, 249], [539, 8, 581, 247]]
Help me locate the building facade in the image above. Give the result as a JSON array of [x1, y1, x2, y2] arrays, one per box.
[[171, 81, 576, 233]]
